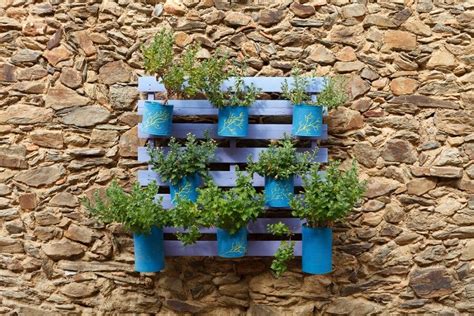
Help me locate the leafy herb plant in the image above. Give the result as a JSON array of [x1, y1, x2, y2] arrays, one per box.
[[199, 171, 264, 234], [169, 198, 207, 245], [81, 181, 168, 234], [147, 133, 217, 185], [281, 67, 315, 106], [291, 160, 366, 227], [268, 222, 295, 277], [317, 76, 348, 109], [247, 137, 316, 180], [142, 29, 203, 102], [200, 57, 260, 108]]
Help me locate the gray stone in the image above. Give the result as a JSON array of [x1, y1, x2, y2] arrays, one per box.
[[98, 61, 132, 85], [50, 192, 78, 207], [382, 139, 417, 163], [259, 9, 285, 27], [61, 283, 97, 298], [365, 177, 400, 198], [42, 239, 84, 260], [109, 85, 139, 110], [11, 49, 41, 64], [409, 267, 453, 298], [61, 106, 110, 127], [64, 224, 94, 244], [0, 237, 24, 253], [0, 104, 53, 125], [14, 165, 65, 187]]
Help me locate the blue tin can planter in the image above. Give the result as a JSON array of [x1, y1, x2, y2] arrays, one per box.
[[217, 227, 248, 258], [142, 101, 174, 136], [302, 226, 332, 275], [217, 106, 249, 137], [169, 173, 200, 204], [264, 176, 294, 208], [292, 104, 323, 137], [133, 226, 165, 272]]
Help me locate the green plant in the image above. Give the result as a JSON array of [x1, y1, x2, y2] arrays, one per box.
[[317, 76, 348, 109], [200, 58, 260, 108], [142, 29, 202, 101], [80, 181, 168, 234], [247, 137, 317, 179], [169, 198, 206, 245], [200, 171, 264, 234], [268, 222, 295, 277], [147, 133, 217, 185], [281, 67, 315, 106], [291, 160, 366, 227]]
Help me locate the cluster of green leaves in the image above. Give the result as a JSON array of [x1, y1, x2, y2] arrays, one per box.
[[81, 181, 168, 234], [199, 171, 264, 234], [148, 133, 217, 185], [291, 160, 366, 227], [247, 137, 316, 179], [169, 198, 206, 245], [281, 67, 316, 106], [317, 76, 348, 109], [142, 29, 202, 101], [199, 57, 260, 108], [267, 222, 295, 277]]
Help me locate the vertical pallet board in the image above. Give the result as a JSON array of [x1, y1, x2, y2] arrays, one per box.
[[137, 76, 328, 256]]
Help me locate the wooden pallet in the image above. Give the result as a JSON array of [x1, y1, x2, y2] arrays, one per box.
[[137, 76, 328, 256]]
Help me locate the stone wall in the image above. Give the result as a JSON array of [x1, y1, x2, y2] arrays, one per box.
[[0, 0, 473, 314]]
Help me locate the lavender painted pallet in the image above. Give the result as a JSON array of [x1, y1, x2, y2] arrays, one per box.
[[164, 240, 302, 256], [163, 218, 303, 234], [137, 100, 328, 116], [138, 76, 324, 94], [138, 169, 310, 187], [138, 147, 328, 164], [138, 123, 328, 140]]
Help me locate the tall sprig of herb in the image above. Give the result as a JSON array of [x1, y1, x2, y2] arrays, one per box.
[[147, 133, 217, 185], [317, 76, 348, 109], [169, 198, 207, 245], [200, 58, 260, 108], [199, 171, 264, 234], [142, 29, 202, 101], [268, 222, 295, 277], [247, 137, 316, 179], [281, 67, 314, 105], [291, 160, 366, 227], [81, 181, 168, 234]]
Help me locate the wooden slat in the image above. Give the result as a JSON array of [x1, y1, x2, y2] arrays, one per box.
[[163, 218, 303, 234], [138, 76, 325, 93], [138, 147, 328, 164], [138, 123, 328, 140], [138, 170, 308, 187], [164, 240, 302, 256]]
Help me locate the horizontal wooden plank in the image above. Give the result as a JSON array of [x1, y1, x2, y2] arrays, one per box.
[[138, 170, 307, 187], [137, 100, 328, 116], [163, 218, 303, 234], [138, 123, 328, 140], [138, 76, 325, 93], [164, 240, 302, 256], [138, 147, 328, 164]]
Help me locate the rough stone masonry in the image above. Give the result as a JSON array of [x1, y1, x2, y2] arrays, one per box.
[[0, 0, 473, 314]]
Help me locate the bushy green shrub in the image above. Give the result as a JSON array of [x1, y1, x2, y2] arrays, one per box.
[[81, 181, 168, 234], [291, 160, 366, 227], [267, 222, 295, 277]]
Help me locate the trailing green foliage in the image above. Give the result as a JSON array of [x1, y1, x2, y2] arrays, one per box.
[[247, 137, 316, 179], [169, 198, 206, 245], [80, 181, 168, 234], [281, 67, 315, 106], [200, 58, 260, 108], [147, 133, 217, 185], [199, 171, 265, 234], [317, 76, 348, 109], [268, 222, 295, 277], [142, 29, 202, 101], [291, 160, 366, 227]]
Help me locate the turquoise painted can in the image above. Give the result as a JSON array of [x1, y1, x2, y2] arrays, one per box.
[[302, 226, 332, 275], [133, 226, 165, 272], [292, 104, 323, 137], [169, 173, 200, 204], [217, 106, 249, 137], [217, 227, 248, 258], [142, 101, 174, 136], [264, 176, 294, 208]]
